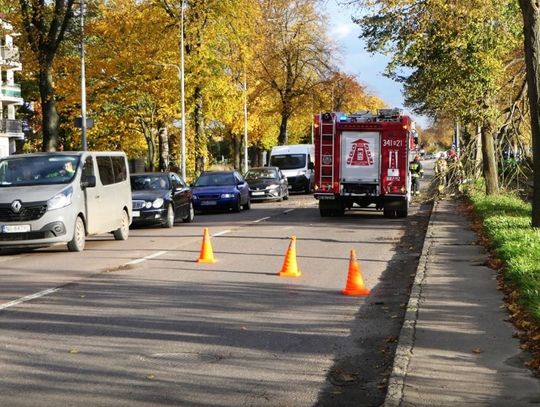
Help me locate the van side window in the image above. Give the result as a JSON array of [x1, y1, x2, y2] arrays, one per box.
[[81, 157, 94, 181], [96, 156, 114, 185], [111, 156, 127, 183]]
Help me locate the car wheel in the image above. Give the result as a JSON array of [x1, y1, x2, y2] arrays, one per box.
[[183, 202, 195, 223], [67, 216, 86, 252], [113, 210, 130, 240], [232, 196, 241, 212], [243, 198, 251, 210], [163, 204, 174, 228]]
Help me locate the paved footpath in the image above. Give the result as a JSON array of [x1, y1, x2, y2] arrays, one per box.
[[384, 198, 540, 407]]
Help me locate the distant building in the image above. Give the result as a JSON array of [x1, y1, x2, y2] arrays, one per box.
[[0, 18, 24, 157]]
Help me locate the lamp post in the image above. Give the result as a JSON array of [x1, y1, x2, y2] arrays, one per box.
[[243, 69, 248, 174], [80, 0, 87, 150], [180, 0, 186, 180]]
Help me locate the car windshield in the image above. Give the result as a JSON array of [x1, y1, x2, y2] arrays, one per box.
[[194, 173, 235, 187], [269, 154, 306, 170], [245, 168, 277, 180], [0, 155, 79, 187], [131, 175, 170, 191]]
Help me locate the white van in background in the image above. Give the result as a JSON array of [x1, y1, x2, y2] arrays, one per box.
[[0, 151, 132, 252], [268, 144, 315, 193]]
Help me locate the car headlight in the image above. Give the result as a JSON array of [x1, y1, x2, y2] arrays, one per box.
[[47, 186, 73, 210], [221, 193, 235, 198], [266, 184, 280, 190], [152, 198, 164, 208]]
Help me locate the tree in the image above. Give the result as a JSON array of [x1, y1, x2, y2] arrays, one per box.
[[17, 0, 77, 152], [518, 0, 540, 227], [257, 0, 334, 145], [354, 0, 523, 195]]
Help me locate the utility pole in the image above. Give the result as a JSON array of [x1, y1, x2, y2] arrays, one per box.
[[80, 0, 87, 150]]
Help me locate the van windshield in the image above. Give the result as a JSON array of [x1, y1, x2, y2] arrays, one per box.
[[269, 154, 306, 170], [0, 155, 80, 187]]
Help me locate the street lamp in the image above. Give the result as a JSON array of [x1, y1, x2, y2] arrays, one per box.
[[180, 0, 186, 180], [80, 0, 87, 150], [156, 62, 184, 178]]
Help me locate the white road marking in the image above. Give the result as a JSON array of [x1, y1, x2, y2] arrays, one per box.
[[253, 217, 271, 223], [126, 250, 168, 265], [283, 209, 295, 214], [212, 230, 231, 237], [0, 287, 60, 310]]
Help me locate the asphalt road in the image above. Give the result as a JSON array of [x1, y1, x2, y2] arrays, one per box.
[[0, 190, 432, 407]]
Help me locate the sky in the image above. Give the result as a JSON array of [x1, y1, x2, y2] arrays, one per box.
[[323, 1, 431, 129]]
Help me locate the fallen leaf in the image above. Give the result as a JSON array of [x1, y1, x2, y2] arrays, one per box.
[[471, 348, 483, 354], [69, 349, 79, 354], [146, 374, 155, 380]]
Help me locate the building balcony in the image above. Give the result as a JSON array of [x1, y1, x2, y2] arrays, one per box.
[[0, 46, 21, 67], [0, 84, 21, 98], [0, 119, 24, 139]]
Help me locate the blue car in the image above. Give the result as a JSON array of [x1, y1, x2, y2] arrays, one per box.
[[191, 170, 251, 212]]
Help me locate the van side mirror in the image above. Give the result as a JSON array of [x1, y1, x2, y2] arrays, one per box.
[[81, 175, 96, 189], [308, 161, 315, 170]]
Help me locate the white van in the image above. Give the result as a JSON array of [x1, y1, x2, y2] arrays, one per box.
[[268, 144, 315, 193], [0, 151, 132, 252]]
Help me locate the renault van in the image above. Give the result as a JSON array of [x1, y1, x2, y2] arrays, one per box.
[[0, 151, 132, 252], [268, 144, 315, 193]]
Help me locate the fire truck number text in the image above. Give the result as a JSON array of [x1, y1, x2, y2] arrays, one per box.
[[382, 139, 403, 147]]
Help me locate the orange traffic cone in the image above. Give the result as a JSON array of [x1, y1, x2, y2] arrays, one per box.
[[278, 236, 302, 277], [196, 228, 217, 263], [342, 249, 370, 295]]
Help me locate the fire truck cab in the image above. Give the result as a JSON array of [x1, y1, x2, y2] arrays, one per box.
[[313, 109, 417, 218]]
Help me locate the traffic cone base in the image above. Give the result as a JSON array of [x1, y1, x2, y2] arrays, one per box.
[[278, 236, 301, 277], [196, 228, 217, 263], [342, 249, 370, 296]]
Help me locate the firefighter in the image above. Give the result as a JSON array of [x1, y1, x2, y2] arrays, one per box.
[[434, 155, 448, 193], [409, 155, 424, 195]]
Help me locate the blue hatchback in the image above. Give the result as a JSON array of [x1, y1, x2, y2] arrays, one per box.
[[191, 171, 251, 212]]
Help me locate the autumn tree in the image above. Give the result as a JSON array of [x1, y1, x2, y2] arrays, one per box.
[[518, 0, 540, 226], [17, 0, 77, 152], [256, 0, 334, 145]]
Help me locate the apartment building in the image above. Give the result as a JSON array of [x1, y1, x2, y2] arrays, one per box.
[[0, 18, 23, 157]]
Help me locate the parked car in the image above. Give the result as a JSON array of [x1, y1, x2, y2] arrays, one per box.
[[191, 170, 251, 212], [130, 172, 194, 228], [245, 166, 289, 202]]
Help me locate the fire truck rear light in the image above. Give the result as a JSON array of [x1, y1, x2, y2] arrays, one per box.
[[314, 184, 319, 191], [401, 186, 406, 193]]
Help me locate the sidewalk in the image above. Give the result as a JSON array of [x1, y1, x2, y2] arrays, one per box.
[[384, 198, 540, 406]]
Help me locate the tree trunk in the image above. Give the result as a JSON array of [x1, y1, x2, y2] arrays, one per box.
[[481, 123, 499, 195], [278, 111, 290, 145], [232, 134, 241, 170], [193, 85, 206, 174], [39, 68, 60, 152], [158, 123, 169, 171], [518, 0, 540, 226]]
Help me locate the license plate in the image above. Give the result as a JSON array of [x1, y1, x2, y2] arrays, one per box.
[[2, 224, 31, 233], [252, 191, 265, 196], [132, 211, 140, 217], [317, 195, 335, 200], [201, 201, 217, 206]]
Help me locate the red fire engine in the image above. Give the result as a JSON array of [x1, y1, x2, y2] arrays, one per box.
[[313, 109, 418, 218]]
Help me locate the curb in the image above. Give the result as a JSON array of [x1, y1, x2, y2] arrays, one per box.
[[383, 199, 439, 407]]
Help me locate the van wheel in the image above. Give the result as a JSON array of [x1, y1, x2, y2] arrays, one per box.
[[67, 216, 86, 252], [163, 204, 174, 228], [183, 202, 195, 223], [113, 210, 129, 240]]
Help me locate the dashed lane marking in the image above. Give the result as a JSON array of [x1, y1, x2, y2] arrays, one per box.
[[0, 287, 60, 310], [212, 230, 231, 237], [253, 217, 271, 223]]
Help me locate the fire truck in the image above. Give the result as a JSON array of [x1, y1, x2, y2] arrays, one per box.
[[313, 109, 418, 218]]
